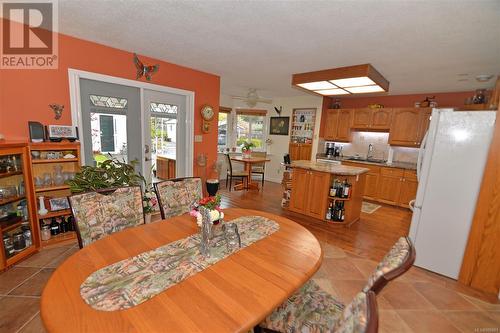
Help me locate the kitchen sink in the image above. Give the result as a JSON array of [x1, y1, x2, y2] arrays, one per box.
[[345, 157, 386, 164]]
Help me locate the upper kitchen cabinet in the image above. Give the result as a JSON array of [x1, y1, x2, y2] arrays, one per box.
[[323, 109, 352, 142], [389, 108, 430, 147], [352, 108, 392, 130]]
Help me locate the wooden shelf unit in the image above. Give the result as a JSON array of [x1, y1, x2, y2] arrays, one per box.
[[28, 142, 81, 248], [0, 142, 38, 270]]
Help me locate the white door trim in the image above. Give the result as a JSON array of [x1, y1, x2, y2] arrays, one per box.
[[68, 68, 195, 177]]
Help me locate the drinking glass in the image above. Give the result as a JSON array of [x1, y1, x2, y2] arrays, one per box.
[[223, 223, 241, 253]]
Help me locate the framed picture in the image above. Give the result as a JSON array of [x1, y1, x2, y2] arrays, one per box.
[[49, 197, 70, 211], [46, 125, 79, 142], [269, 117, 290, 135]]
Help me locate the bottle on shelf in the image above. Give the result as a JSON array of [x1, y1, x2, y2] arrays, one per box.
[[59, 217, 68, 233], [342, 179, 351, 198], [50, 217, 60, 236], [326, 202, 333, 220], [67, 216, 75, 232]]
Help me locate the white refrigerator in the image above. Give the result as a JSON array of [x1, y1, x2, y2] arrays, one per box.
[[409, 109, 496, 279]]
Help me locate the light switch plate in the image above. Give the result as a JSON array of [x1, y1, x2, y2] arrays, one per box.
[[194, 135, 203, 142]]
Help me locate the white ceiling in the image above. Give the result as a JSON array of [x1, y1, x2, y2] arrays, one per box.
[[58, 0, 500, 98]]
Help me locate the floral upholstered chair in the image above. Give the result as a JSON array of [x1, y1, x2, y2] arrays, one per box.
[[258, 237, 414, 332], [259, 289, 378, 333], [362, 236, 415, 294], [69, 186, 144, 248], [154, 177, 203, 219]]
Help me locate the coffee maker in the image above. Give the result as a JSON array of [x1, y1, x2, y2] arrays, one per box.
[[325, 142, 335, 158]]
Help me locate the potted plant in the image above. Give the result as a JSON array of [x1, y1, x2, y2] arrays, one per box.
[[241, 141, 255, 158], [67, 157, 157, 221]]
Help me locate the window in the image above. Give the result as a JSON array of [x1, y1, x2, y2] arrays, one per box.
[[236, 114, 265, 149], [218, 112, 228, 150], [150, 102, 177, 170]]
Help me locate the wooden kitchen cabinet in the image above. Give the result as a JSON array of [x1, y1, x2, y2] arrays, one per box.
[[377, 167, 403, 205], [336, 109, 353, 141], [323, 109, 339, 140], [398, 169, 418, 208], [352, 108, 391, 130], [389, 108, 431, 147], [371, 109, 392, 129], [289, 143, 312, 161], [352, 109, 372, 129], [289, 169, 330, 219], [323, 109, 352, 142]]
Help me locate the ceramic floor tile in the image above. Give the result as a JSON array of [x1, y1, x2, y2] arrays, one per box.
[[321, 242, 347, 259], [0, 296, 40, 333], [397, 310, 462, 333], [9, 269, 54, 297], [378, 310, 413, 333], [442, 311, 500, 333], [329, 279, 367, 305], [0, 267, 40, 295], [462, 295, 500, 311], [312, 262, 329, 279], [399, 266, 448, 287], [322, 258, 365, 280], [18, 313, 46, 333], [348, 257, 378, 278], [413, 282, 479, 311], [380, 281, 435, 310], [311, 278, 337, 296], [44, 247, 79, 268], [16, 247, 70, 268]]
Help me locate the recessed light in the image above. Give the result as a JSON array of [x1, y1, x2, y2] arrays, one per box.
[[330, 76, 375, 88], [476, 74, 493, 82], [344, 85, 385, 93], [297, 81, 336, 90], [314, 89, 350, 96]]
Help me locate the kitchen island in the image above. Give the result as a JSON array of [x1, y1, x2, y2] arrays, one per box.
[[288, 161, 368, 226]]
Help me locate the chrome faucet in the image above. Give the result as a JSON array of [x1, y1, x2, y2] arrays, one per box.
[[367, 144, 374, 160]]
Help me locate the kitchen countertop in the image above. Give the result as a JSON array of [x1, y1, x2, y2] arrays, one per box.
[[316, 154, 417, 170], [291, 160, 369, 176]]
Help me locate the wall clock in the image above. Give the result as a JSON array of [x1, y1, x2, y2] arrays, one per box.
[[200, 104, 214, 133]]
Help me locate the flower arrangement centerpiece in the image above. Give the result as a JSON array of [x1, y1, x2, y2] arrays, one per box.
[[241, 141, 255, 158], [190, 194, 224, 226], [143, 189, 158, 214]]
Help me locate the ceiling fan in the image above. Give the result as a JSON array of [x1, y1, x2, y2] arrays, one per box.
[[232, 88, 272, 107]]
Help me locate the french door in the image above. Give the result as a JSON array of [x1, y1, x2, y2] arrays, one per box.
[[79, 79, 142, 170], [143, 89, 186, 183]]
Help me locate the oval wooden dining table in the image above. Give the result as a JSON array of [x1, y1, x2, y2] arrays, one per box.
[[40, 208, 322, 333]]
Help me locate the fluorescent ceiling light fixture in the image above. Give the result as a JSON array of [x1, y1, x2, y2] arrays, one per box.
[[292, 64, 389, 96], [314, 89, 350, 96], [345, 85, 385, 94], [297, 81, 335, 90], [329, 76, 375, 88]]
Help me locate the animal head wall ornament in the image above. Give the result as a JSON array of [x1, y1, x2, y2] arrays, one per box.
[[49, 104, 64, 120], [133, 53, 159, 81], [274, 106, 283, 115]]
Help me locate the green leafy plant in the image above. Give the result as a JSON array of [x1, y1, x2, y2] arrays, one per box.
[[67, 158, 145, 193], [240, 141, 256, 152]]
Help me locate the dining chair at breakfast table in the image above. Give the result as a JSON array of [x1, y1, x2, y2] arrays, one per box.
[[40, 208, 322, 333], [230, 155, 271, 191]]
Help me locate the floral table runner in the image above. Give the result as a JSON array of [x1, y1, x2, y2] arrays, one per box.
[[80, 215, 279, 311]]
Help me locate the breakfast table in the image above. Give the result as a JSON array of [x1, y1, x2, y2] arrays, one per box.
[[40, 208, 322, 333], [230, 156, 270, 190]]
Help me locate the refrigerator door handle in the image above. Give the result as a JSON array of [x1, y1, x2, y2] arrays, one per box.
[[417, 130, 429, 182]]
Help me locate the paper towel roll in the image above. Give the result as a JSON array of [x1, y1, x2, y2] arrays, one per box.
[[387, 148, 394, 165]]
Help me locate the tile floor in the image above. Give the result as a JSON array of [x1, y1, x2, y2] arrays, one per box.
[[1, 239, 499, 333]]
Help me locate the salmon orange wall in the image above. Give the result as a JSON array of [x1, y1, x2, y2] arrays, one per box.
[[327, 91, 476, 109], [0, 19, 220, 177]]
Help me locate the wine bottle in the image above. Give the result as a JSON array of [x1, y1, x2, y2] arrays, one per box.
[[50, 218, 60, 236], [343, 179, 351, 198], [59, 217, 67, 233], [326, 202, 332, 220]]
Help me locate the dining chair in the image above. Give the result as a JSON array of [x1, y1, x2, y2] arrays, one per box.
[[251, 151, 266, 187], [69, 186, 144, 249], [154, 177, 203, 219], [257, 236, 413, 332], [362, 236, 416, 294], [225, 153, 249, 191], [258, 289, 378, 333]]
